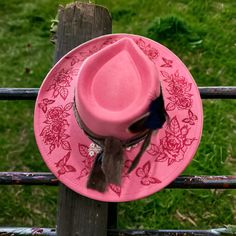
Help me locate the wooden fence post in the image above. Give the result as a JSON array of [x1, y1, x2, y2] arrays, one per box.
[[54, 2, 112, 236]]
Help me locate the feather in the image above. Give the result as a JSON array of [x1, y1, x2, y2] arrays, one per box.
[[128, 130, 153, 173], [87, 151, 107, 192], [102, 137, 124, 185], [128, 91, 167, 134]]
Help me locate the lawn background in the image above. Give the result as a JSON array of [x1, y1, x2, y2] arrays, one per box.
[[0, 0, 235, 229]]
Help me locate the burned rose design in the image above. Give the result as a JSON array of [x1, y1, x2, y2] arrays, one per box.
[[161, 70, 193, 111], [147, 116, 197, 166], [39, 102, 73, 154]]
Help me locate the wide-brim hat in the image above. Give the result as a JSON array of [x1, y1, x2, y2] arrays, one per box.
[[34, 34, 203, 202]]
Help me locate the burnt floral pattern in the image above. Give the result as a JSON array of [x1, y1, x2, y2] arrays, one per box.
[[182, 109, 198, 125], [38, 98, 55, 113], [136, 161, 161, 186], [161, 70, 193, 111], [40, 102, 73, 154], [147, 116, 197, 166], [55, 152, 76, 177], [47, 68, 78, 100], [68, 38, 118, 66], [135, 38, 159, 60], [161, 57, 173, 68], [77, 143, 101, 180], [77, 142, 134, 197]]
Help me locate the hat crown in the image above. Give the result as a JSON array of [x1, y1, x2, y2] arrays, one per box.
[[75, 37, 160, 140]]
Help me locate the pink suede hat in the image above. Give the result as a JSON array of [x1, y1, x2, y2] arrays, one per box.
[[34, 34, 203, 202]]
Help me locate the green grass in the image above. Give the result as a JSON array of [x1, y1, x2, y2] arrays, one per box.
[[0, 0, 235, 229]]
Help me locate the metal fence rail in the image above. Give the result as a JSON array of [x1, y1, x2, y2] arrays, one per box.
[[0, 227, 234, 236], [0, 87, 235, 100], [0, 172, 236, 189]]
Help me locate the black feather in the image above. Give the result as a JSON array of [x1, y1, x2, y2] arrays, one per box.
[[145, 92, 166, 130]]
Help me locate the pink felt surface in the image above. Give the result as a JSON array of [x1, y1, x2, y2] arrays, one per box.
[[76, 38, 160, 140], [34, 34, 203, 202]]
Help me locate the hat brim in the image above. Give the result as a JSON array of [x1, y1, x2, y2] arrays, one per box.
[[34, 34, 203, 202]]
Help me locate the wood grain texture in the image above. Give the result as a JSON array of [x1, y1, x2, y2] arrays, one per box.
[[54, 2, 112, 62], [54, 2, 111, 236]]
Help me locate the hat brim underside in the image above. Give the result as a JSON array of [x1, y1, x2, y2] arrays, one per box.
[[34, 34, 203, 202]]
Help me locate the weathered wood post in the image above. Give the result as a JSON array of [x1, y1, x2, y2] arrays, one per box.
[[54, 2, 112, 236]]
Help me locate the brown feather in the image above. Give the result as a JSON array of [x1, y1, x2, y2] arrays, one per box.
[[87, 152, 107, 192], [102, 137, 124, 185]]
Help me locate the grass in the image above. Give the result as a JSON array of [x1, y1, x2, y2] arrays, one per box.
[[0, 0, 235, 230]]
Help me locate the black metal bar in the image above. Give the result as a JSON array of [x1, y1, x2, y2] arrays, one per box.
[[167, 175, 236, 189], [0, 87, 235, 100], [108, 228, 235, 235], [0, 227, 234, 236], [199, 86, 236, 99], [0, 172, 235, 189], [0, 172, 58, 185], [0, 88, 38, 100]]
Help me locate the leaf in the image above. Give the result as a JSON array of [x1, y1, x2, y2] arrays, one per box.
[[61, 140, 71, 150], [161, 57, 173, 67], [53, 88, 59, 98], [40, 125, 50, 136], [61, 133, 70, 139], [165, 130, 172, 137], [59, 87, 69, 100], [166, 88, 175, 95], [43, 99, 55, 105], [160, 70, 171, 80], [62, 112, 70, 118], [147, 143, 159, 156], [184, 138, 196, 146], [65, 165, 76, 172], [169, 116, 180, 134], [64, 102, 73, 111], [43, 120, 51, 125], [182, 118, 190, 124], [47, 83, 56, 91], [155, 153, 168, 162], [166, 102, 176, 111], [167, 96, 176, 102], [143, 161, 151, 175], [110, 184, 121, 197], [78, 144, 89, 157]]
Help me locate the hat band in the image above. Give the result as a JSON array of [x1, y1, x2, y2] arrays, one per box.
[[73, 101, 149, 148]]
